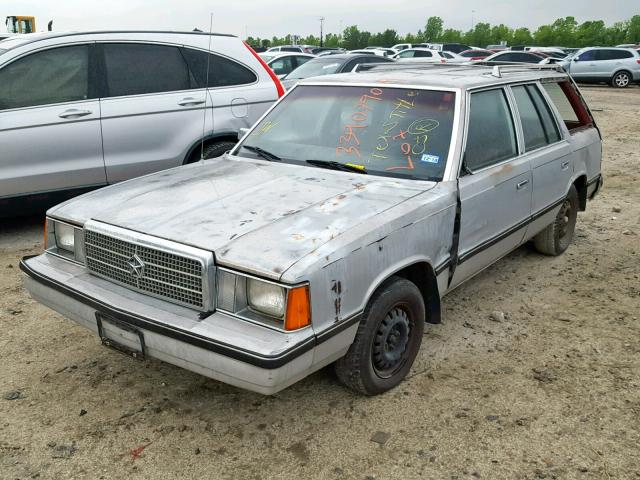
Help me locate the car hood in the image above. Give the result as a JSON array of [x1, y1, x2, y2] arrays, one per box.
[[50, 157, 436, 280]]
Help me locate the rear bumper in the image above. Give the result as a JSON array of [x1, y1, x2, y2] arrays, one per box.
[[21, 254, 360, 394]]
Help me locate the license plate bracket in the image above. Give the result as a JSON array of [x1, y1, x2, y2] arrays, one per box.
[[96, 313, 146, 361]]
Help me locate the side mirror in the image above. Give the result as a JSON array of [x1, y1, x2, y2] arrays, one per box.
[[238, 127, 250, 140], [573, 57, 579, 62]]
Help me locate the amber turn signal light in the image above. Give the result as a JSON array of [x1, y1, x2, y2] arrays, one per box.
[[284, 286, 311, 331]]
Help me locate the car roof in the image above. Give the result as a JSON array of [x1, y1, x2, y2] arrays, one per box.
[[300, 64, 568, 90], [0, 30, 236, 51]]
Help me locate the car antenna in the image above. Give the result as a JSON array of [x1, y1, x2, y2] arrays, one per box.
[[200, 13, 214, 161]]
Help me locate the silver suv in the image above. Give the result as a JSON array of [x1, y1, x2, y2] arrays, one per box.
[[0, 31, 283, 216], [21, 64, 602, 396], [561, 47, 640, 87]]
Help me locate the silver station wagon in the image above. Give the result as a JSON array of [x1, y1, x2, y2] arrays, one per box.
[[21, 63, 603, 395]]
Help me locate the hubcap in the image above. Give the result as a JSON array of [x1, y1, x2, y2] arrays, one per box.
[[372, 307, 411, 378], [616, 74, 629, 87], [558, 199, 572, 239]]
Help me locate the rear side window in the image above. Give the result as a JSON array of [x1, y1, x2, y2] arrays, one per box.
[[270, 56, 294, 76], [542, 81, 594, 132], [512, 85, 561, 151], [414, 50, 433, 58], [597, 49, 633, 60], [398, 50, 415, 58], [0, 45, 89, 110], [103, 43, 189, 97], [465, 89, 517, 170], [181, 48, 257, 88]]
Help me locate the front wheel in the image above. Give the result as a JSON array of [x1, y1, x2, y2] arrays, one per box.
[[201, 141, 237, 160], [533, 185, 579, 256], [335, 276, 425, 395], [611, 71, 631, 88]]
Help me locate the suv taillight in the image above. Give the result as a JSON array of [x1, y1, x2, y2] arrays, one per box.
[[243, 41, 285, 98]]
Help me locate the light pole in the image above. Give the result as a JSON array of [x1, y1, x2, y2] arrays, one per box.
[[319, 16, 325, 47], [471, 10, 475, 30]]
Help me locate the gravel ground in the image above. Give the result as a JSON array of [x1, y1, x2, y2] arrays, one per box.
[[1, 86, 639, 480]]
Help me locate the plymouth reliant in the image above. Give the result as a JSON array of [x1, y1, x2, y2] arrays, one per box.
[[21, 64, 602, 395]]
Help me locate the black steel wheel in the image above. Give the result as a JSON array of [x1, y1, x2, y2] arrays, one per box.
[[335, 276, 425, 395]]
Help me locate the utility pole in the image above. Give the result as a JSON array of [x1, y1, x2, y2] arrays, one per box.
[[471, 10, 475, 30], [319, 16, 325, 47]]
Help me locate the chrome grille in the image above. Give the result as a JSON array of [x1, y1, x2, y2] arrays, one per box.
[[84, 229, 207, 310]]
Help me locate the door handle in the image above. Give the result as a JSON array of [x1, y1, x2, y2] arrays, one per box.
[[561, 160, 570, 171], [58, 109, 92, 119], [178, 97, 206, 106], [516, 180, 529, 190]]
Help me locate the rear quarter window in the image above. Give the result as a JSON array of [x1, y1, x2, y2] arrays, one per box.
[[542, 81, 594, 132], [182, 48, 257, 88]]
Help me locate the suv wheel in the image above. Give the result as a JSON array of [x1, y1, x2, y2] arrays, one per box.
[[335, 276, 425, 395], [611, 71, 631, 88], [533, 185, 579, 256], [201, 141, 237, 160]]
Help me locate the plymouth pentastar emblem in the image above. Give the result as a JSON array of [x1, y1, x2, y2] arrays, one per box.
[[127, 254, 145, 278]]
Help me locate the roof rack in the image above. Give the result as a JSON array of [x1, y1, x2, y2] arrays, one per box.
[[485, 63, 566, 77], [353, 61, 566, 77]]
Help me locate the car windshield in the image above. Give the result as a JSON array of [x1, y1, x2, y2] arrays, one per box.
[[261, 54, 276, 62], [236, 85, 457, 182], [285, 58, 342, 79]]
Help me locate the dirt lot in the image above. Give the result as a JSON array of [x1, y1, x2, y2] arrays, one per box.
[[1, 86, 639, 480]]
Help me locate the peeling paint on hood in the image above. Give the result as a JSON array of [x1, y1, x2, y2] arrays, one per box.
[[50, 156, 436, 279]]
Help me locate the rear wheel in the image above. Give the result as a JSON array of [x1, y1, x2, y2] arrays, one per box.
[[533, 185, 579, 256], [335, 276, 425, 395], [611, 71, 631, 88]]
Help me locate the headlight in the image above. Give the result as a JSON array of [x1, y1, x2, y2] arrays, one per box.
[[54, 222, 75, 253], [247, 279, 286, 318], [45, 218, 85, 263], [216, 269, 310, 331]]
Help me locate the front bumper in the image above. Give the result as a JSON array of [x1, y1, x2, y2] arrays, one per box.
[[21, 254, 359, 394]]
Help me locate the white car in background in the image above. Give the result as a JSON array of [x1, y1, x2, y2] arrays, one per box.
[[349, 48, 396, 57], [392, 48, 448, 63], [259, 52, 315, 78]]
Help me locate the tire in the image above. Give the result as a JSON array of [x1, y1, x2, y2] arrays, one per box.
[[201, 141, 237, 160], [533, 185, 579, 256], [611, 71, 631, 88], [335, 276, 425, 395]]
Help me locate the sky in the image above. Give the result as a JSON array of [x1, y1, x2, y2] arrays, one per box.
[[3, 0, 637, 39]]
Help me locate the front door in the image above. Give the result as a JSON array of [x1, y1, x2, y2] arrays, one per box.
[[451, 88, 532, 288], [0, 44, 106, 201]]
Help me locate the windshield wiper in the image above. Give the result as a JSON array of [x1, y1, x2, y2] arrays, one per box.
[[306, 160, 367, 174], [241, 145, 281, 162]]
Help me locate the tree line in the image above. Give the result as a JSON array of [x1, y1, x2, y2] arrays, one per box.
[[247, 15, 640, 49]]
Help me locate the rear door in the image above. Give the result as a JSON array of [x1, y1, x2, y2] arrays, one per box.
[[0, 44, 106, 200], [451, 87, 532, 287], [509, 83, 571, 237], [98, 42, 210, 183]]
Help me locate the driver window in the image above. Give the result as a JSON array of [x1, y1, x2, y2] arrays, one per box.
[[464, 89, 518, 171]]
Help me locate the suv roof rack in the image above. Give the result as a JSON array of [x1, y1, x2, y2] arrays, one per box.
[[353, 61, 566, 77]]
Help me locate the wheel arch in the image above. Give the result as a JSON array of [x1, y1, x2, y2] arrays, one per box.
[[572, 174, 588, 211], [365, 260, 441, 325], [183, 131, 239, 164]]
